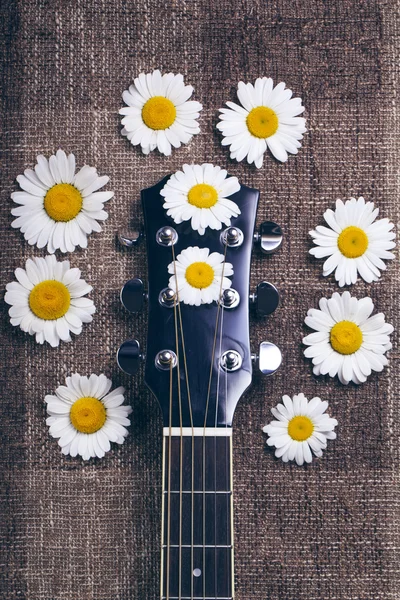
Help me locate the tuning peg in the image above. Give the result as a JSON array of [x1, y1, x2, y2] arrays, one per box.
[[118, 229, 143, 248], [250, 282, 280, 316], [117, 339, 143, 375], [252, 342, 282, 375], [120, 278, 146, 313], [253, 221, 283, 254]]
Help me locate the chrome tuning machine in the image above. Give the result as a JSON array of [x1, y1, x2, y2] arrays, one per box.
[[253, 221, 283, 254], [250, 282, 280, 316], [117, 229, 143, 248], [252, 342, 282, 376], [117, 339, 144, 375], [120, 278, 147, 313]]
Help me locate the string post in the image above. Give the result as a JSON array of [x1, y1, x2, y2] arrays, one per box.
[[221, 226, 244, 248], [156, 226, 178, 247], [155, 349, 178, 371], [220, 350, 242, 372], [219, 288, 240, 309], [159, 287, 177, 308]]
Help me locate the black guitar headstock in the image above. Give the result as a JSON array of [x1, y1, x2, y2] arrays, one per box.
[[117, 169, 282, 429]]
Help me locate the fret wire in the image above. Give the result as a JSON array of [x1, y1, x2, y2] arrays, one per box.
[[164, 491, 232, 494], [162, 545, 233, 549]]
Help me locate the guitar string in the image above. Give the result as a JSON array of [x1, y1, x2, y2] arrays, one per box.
[[214, 297, 225, 599], [173, 261, 195, 600], [171, 247, 183, 600], [173, 293, 183, 600], [225, 334, 231, 597], [202, 243, 228, 600], [171, 244, 195, 600], [166, 358, 173, 600]]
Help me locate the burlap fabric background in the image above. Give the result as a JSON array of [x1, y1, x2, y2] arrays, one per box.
[[1, 1, 399, 599]]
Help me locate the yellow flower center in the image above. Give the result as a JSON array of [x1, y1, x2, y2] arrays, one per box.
[[330, 320, 363, 355], [69, 397, 106, 434], [44, 183, 83, 222], [185, 262, 215, 289], [29, 280, 71, 320], [288, 416, 314, 441], [141, 96, 177, 130], [337, 225, 369, 258], [246, 106, 279, 138], [188, 184, 218, 209]]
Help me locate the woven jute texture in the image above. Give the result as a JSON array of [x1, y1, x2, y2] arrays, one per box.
[[1, 1, 399, 599]]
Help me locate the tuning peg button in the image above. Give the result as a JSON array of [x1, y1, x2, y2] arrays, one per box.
[[118, 229, 143, 248], [252, 342, 282, 376], [117, 339, 143, 375], [120, 278, 146, 313], [250, 282, 279, 316], [254, 221, 283, 254]]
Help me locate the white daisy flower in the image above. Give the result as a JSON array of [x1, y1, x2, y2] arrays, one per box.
[[217, 77, 306, 167], [45, 374, 132, 460], [4, 255, 95, 347], [263, 393, 337, 466], [167, 246, 233, 306], [303, 291, 393, 385], [11, 149, 114, 253], [160, 164, 241, 235], [119, 70, 202, 156], [309, 197, 396, 287]]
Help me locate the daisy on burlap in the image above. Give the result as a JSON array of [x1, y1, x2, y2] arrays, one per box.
[[303, 291, 393, 385], [119, 70, 202, 156], [160, 164, 241, 235], [4, 255, 95, 347], [263, 394, 337, 465], [309, 197, 396, 286], [45, 374, 132, 460], [11, 149, 113, 253], [168, 246, 233, 306], [217, 77, 306, 167]]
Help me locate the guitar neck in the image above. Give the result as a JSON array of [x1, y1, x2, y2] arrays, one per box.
[[161, 429, 234, 600]]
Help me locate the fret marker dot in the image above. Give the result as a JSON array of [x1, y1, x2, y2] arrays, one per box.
[[193, 568, 201, 577]]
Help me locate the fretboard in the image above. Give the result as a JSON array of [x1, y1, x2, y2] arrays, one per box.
[[161, 431, 234, 600]]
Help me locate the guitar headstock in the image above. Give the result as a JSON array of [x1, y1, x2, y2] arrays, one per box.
[[118, 169, 282, 429]]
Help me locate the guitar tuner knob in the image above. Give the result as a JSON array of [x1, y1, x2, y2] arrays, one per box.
[[253, 221, 283, 254], [117, 339, 144, 376], [117, 229, 143, 248], [249, 282, 280, 316], [120, 278, 147, 313], [252, 342, 282, 376]]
